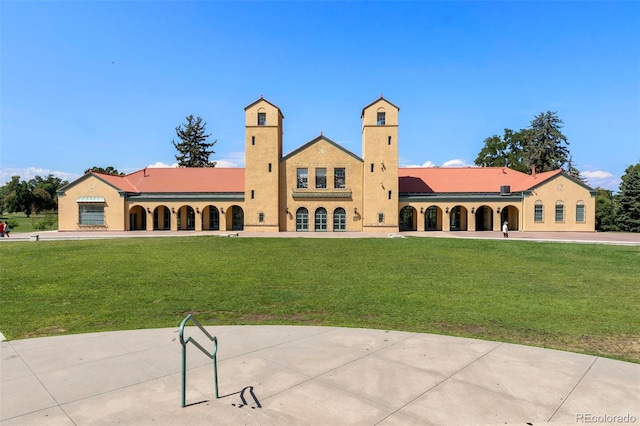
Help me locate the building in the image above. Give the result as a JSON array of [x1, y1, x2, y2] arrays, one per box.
[[57, 96, 596, 233]]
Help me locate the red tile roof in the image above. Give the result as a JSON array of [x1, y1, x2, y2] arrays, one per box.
[[89, 166, 563, 195], [92, 168, 245, 193], [399, 167, 562, 193]]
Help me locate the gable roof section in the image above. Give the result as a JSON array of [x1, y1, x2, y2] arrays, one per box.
[[244, 96, 284, 118], [399, 167, 570, 193], [57, 172, 133, 194], [361, 95, 400, 117], [281, 134, 363, 162]]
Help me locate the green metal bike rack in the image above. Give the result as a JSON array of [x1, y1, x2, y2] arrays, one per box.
[[179, 314, 219, 407]]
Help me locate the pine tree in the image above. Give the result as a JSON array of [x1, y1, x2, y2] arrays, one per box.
[[615, 162, 640, 232], [172, 115, 217, 167], [524, 111, 570, 173]]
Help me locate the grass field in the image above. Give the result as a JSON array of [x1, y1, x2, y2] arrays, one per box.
[[1, 236, 638, 362], [0, 213, 57, 233]]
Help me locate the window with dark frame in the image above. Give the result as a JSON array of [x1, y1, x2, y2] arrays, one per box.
[[251, 190, 255, 199], [333, 208, 346, 231], [576, 201, 585, 223], [257, 112, 266, 126], [258, 212, 264, 223], [377, 112, 385, 125], [555, 201, 564, 222], [252, 136, 255, 145], [534, 201, 544, 222], [315, 168, 327, 188], [334, 168, 345, 188], [378, 213, 384, 223], [297, 168, 308, 188]]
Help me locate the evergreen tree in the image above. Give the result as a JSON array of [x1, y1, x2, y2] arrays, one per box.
[[615, 162, 640, 232], [172, 115, 217, 167], [524, 111, 570, 173], [566, 156, 586, 183]]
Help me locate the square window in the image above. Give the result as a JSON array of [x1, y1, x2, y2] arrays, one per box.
[[315, 168, 327, 188], [378, 213, 384, 223], [258, 212, 264, 222], [334, 168, 346, 189], [258, 112, 266, 126], [297, 168, 308, 189]]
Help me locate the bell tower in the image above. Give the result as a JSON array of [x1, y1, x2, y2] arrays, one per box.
[[361, 96, 399, 233], [244, 96, 283, 232]]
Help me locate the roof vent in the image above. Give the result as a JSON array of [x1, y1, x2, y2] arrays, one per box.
[[500, 185, 511, 195]]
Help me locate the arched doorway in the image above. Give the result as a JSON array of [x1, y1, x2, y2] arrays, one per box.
[[177, 206, 196, 230], [399, 206, 416, 231], [500, 205, 519, 230], [474, 205, 494, 231], [333, 208, 346, 231], [153, 206, 170, 230], [231, 205, 244, 231], [205, 205, 220, 230], [129, 205, 146, 231], [424, 205, 441, 231], [450, 206, 468, 231], [314, 207, 327, 232], [296, 207, 309, 231]]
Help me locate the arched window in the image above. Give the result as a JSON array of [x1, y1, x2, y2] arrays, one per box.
[[576, 200, 585, 223], [555, 201, 565, 222], [209, 207, 219, 230], [376, 108, 386, 125], [296, 208, 309, 232], [315, 208, 327, 232], [333, 208, 346, 231], [534, 200, 544, 222]]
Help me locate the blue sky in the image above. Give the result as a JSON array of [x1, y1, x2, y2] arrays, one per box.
[[2, 1, 639, 191]]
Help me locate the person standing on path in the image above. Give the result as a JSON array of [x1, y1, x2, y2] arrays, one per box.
[[502, 221, 509, 238]]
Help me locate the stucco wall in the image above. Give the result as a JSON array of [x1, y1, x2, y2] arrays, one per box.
[[522, 174, 595, 231], [58, 175, 126, 231], [280, 138, 364, 232]]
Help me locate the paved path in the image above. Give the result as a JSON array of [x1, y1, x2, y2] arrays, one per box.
[[2, 326, 639, 425], [3, 229, 640, 245]]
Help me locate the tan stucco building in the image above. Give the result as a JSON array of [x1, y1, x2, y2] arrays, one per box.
[[58, 96, 596, 233]]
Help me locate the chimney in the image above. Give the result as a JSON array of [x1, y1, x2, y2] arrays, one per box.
[[531, 165, 536, 178]]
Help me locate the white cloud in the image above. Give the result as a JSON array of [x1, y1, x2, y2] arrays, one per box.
[[147, 162, 178, 168], [442, 159, 469, 167], [421, 161, 437, 168], [0, 167, 81, 185], [582, 170, 619, 191], [582, 170, 613, 179], [214, 151, 245, 168]]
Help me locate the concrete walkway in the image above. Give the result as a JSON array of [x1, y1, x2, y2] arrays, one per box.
[[2, 229, 640, 245], [1, 326, 639, 425]]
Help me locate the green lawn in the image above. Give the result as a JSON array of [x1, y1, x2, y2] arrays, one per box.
[[0, 213, 57, 233], [1, 237, 638, 362]]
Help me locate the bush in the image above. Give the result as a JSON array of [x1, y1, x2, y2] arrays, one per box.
[[32, 211, 57, 230]]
